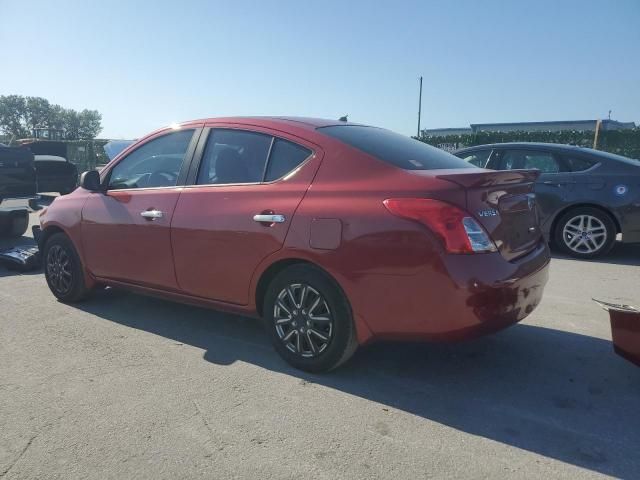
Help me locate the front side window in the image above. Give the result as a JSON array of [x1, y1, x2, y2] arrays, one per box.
[[197, 129, 272, 185], [457, 150, 491, 168], [108, 129, 194, 190], [500, 150, 562, 173]]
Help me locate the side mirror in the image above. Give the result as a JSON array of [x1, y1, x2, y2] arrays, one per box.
[[80, 170, 103, 192]]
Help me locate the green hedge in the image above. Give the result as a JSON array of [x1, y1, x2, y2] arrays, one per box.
[[417, 128, 640, 159]]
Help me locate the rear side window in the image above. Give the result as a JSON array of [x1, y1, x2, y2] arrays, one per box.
[[318, 125, 472, 170], [265, 139, 311, 181], [456, 150, 491, 168], [197, 129, 272, 185], [523, 153, 560, 172], [500, 150, 563, 173]]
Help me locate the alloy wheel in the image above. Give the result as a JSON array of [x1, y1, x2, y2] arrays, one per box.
[[46, 245, 73, 295], [562, 214, 608, 254], [273, 283, 333, 358]]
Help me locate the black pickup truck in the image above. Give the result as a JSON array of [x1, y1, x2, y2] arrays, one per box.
[[24, 140, 78, 195], [0, 144, 37, 237]]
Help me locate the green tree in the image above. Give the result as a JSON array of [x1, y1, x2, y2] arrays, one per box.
[[77, 109, 103, 139], [48, 104, 67, 130], [0, 94, 103, 140], [63, 109, 81, 140], [24, 96, 52, 132], [0, 95, 29, 138]]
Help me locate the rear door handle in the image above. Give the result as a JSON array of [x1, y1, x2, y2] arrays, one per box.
[[140, 209, 164, 220], [253, 214, 285, 223]]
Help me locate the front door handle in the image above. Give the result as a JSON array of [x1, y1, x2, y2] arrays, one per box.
[[140, 209, 164, 220], [253, 214, 285, 223]]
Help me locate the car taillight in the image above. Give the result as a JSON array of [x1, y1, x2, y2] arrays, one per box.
[[383, 198, 497, 254]]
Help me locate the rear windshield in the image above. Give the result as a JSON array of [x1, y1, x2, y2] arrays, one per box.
[[318, 125, 473, 170]]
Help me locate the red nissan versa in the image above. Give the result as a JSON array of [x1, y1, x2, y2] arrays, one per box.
[[36, 117, 550, 372]]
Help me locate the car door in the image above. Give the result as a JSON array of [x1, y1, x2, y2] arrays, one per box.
[[82, 127, 200, 289], [493, 148, 573, 222], [171, 126, 322, 305]]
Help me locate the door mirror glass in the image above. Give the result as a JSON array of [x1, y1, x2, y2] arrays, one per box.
[[80, 170, 102, 192]]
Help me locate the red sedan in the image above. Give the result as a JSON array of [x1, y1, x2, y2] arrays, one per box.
[[37, 117, 550, 372]]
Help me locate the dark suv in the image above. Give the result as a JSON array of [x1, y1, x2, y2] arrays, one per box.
[[454, 143, 640, 258]]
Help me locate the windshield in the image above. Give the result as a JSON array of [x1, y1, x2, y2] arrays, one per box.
[[318, 125, 473, 170]]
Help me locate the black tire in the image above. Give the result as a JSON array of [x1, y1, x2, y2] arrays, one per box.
[[553, 207, 616, 259], [264, 264, 358, 373], [43, 233, 91, 302], [8, 210, 29, 237]]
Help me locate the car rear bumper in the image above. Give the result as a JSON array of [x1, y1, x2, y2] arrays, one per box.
[[353, 241, 550, 342], [618, 202, 640, 244]]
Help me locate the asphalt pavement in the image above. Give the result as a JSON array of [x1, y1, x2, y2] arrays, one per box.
[[1, 211, 639, 479]]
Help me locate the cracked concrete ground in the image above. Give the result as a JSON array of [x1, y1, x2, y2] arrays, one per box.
[[1, 211, 639, 479]]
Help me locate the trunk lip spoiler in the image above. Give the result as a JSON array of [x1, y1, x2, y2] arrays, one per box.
[[435, 169, 541, 188]]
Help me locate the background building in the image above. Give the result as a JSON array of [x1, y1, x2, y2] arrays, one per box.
[[422, 119, 636, 137]]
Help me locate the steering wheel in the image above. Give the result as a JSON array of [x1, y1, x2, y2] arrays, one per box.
[[147, 170, 178, 187]]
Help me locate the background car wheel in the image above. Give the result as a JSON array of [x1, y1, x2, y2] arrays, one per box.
[[8, 210, 29, 237], [554, 207, 616, 259], [264, 264, 358, 373], [43, 233, 90, 302]]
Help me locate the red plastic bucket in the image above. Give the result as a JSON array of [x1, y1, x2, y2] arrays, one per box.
[[594, 299, 640, 367]]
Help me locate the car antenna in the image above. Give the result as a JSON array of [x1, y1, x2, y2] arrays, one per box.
[[339, 115, 348, 122]]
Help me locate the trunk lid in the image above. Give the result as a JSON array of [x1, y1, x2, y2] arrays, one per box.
[[436, 169, 542, 261]]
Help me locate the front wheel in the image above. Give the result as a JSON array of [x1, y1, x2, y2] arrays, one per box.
[[554, 207, 616, 259], [43, 233, 91, 302], [264, 264, 358, 373]]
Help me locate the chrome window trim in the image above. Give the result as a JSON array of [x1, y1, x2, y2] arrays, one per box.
[[192, 128, 315, 187]]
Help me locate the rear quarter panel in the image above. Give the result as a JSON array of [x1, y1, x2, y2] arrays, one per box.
[[248, 140, 467, 343]]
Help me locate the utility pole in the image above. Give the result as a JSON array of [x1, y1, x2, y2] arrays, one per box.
[[417, 76, 423, 138], [593, 119, 602, 149]]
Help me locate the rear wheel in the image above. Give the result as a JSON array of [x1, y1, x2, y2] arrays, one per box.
[[264, 264, 358, 372], [554, 207, 616, 259], [43, 233, 91, 302]]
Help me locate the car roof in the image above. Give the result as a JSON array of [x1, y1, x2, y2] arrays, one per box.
[[455, 142, 640, 167], [183, 116, 352, 130], [113, 117, 363, 163], [456, 142, 636, 158], [34, 155, 66, 162], [456, 142, 591, 153]]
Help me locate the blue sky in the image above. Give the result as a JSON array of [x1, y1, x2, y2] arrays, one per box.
[[1, 0, 638, 139]]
